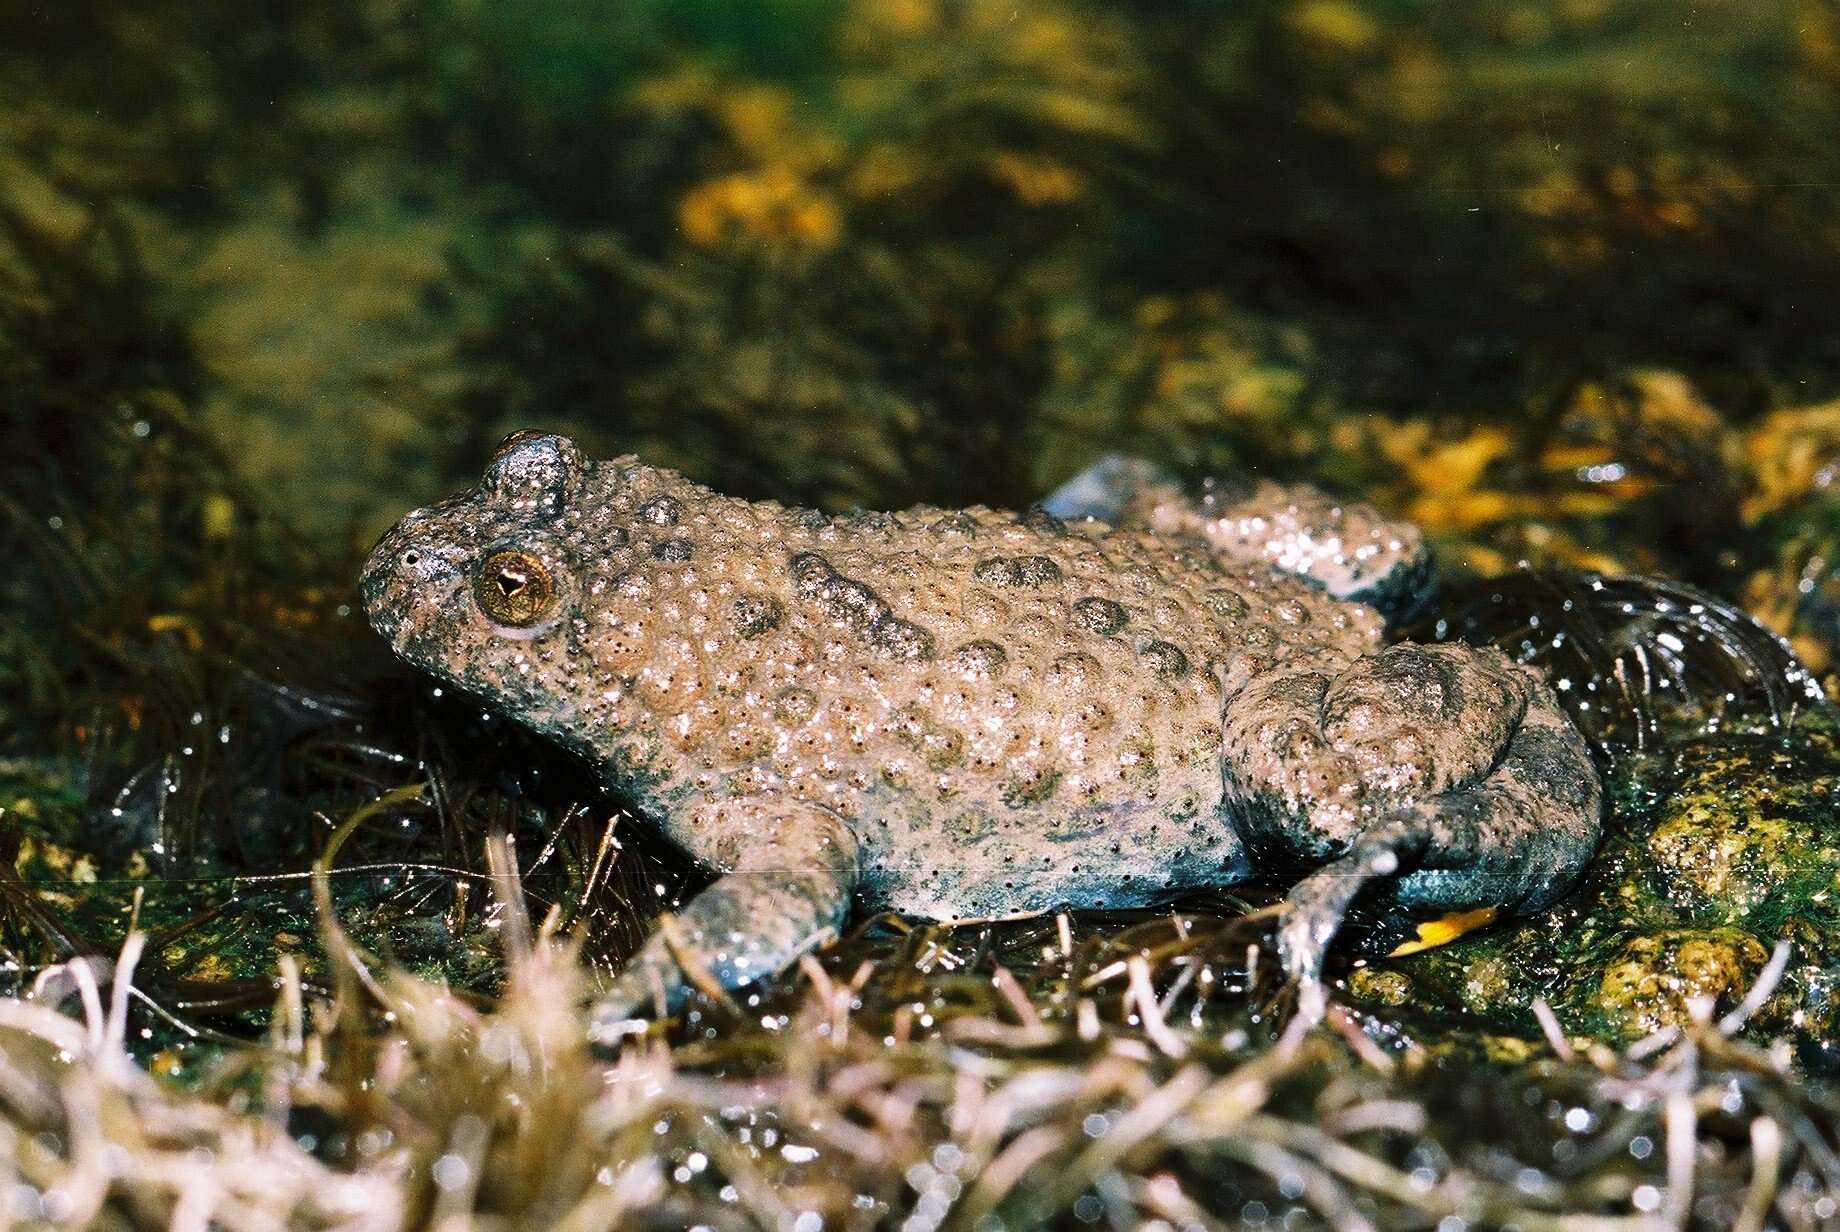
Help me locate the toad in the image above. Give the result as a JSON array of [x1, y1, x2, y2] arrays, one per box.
[[360, 434, 1601, 1027]]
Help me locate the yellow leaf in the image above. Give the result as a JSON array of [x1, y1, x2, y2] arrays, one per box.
[[1538, 443, 1616, 471], [1405, 427, 1512, 495], [1289, 1, 1380, 52], [987, 152, 1083, 206], [202, 493, 237, 540], [1387, 906, 1499, 957], [1550, 490, 1634, 518], [147, 613, 204, 652], [1406, 488, 1520, 532]]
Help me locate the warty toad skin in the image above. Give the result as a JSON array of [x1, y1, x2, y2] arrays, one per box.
[[360, 433, 1602, 1028]]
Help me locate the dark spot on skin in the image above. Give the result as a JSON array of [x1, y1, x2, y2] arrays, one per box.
[[732, 594, 784, 638], [1020, 506, 1067, 536], [792, 552, 891, 626], [974, 555, 1063, 588], [873, 618, 937, 662], [638, 495, 682, 526], [773, 687, 818, 723], [788, 550, 831, 585], [946, 639, 1008, 679], [789, 551, 937, 661], [1205, 589, 1251, 620], [1073, 596, 1128, 635], [843, 509, 895, 532], [782, 506, 831, 530], [652, 537, 694, 561], [1140, 640, 1190, 678], [1019, 555, 1063, 585], [893, 706, 965, 768], [1001, 768, 1062, 808], [973, 557, 1019, 587], [1238, 624, 1277, 652], [930, 512, 978, 537]]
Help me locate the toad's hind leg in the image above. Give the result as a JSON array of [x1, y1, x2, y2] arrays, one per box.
[[1220, 645, 1602, 1022], [589, 798, 858, 1037], [1279, 704, 1599, 1020], [1041, 454, 1432, 621]]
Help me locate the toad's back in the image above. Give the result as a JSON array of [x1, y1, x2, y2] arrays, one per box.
[[547, 464, 1386, 917]]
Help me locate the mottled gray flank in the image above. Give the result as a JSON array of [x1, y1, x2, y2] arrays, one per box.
[[360, 436, 1602, 1029]]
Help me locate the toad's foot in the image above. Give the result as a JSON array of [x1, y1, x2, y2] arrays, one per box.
[[588, 798, 858, 1040], [1042, 453, 1432, 621], [1221, 643, 1602, 1026], [1278, 835, 1408, 1025]]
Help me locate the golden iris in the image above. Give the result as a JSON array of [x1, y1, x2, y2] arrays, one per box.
[[474, 549, 557, 626]]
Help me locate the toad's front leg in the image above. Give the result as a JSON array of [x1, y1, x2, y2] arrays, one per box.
[[589, 797, 859, 1036], [1220, 643, 1602, 1022]]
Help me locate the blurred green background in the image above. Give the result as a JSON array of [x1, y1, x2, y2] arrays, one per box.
[[10, 0, 1840, 593]]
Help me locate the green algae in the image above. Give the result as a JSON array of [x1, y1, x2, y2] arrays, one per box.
[[1359, 710, 1840, 1066]]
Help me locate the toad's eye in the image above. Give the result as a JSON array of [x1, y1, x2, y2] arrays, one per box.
[[474, 550, 557, 627]]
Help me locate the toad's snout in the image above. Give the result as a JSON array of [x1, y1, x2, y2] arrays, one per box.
[[359, 517, 458, 646], [358, 526, 407, 639]]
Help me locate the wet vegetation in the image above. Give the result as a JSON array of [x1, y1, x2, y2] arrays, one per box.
[[7, 0, 1840, 1227]]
